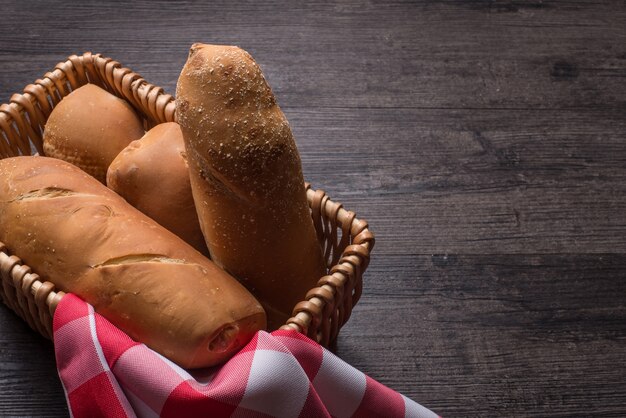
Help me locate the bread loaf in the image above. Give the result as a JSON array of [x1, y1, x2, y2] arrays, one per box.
[[176, 43, 326, 329], [0, 156, 266, 368], [43, 84, 145, 183], [107, 122, 209, 255]]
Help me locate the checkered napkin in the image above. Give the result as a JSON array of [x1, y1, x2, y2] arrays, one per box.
[[53, 293, 438, 418]]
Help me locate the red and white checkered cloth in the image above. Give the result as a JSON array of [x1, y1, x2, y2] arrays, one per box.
[[53, 293, 438, 418]]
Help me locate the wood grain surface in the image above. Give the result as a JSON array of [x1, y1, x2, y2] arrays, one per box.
[[1, 1, 625, 416]]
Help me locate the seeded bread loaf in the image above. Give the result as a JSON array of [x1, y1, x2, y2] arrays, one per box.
[[176, 43, 326, 329]]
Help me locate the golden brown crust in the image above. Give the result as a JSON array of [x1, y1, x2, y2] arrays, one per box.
[[0, 156, 266, 368], [43, 84, 145, 183], [176, 44, 326, 329], [106, 122, 209, 256]]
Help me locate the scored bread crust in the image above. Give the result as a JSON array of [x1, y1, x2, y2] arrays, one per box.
[[107, 122, 209, 256], [176, 43, 327, 330], [0, 156, 266, 368]]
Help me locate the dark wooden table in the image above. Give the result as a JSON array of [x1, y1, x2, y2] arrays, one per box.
[[1, 1, 625, 416]]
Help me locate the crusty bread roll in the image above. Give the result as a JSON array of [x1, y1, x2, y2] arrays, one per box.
[[106, 122, 209, 255], [176, 43, 326, 330], [0, 156, 265, 368], [43, 83, 145, 183]]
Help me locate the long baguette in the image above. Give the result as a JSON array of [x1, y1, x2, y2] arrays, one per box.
[[0, 156, 266, 368]]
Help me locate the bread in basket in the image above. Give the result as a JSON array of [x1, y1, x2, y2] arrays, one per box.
[[0, 52, 374, 348]]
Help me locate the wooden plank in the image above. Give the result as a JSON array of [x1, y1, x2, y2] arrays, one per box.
[[289, 107, 626, 254], [1, 1, 625, 110], [0, 305, 68, 416], [337, 253, 626, 416], [0, 0, 624, 417]]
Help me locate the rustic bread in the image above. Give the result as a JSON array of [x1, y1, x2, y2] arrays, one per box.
[[107, 122, 209, 255], [43, 84, 145, 183], [0, 156, 266, 368], [176, 43, 326, 329]]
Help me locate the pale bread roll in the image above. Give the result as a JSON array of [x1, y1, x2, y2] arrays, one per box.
[[43, 84, 145, 183], [107, 122, 209, 255], [0, 156, 266, 368], [176, 43, 326, 330]]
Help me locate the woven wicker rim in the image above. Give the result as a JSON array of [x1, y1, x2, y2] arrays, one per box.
[[0, 52, 374, 347]]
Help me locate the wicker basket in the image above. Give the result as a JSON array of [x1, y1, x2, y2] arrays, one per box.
[[0, 52, 374, 348]]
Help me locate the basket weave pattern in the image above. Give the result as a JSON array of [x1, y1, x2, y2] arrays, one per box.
[[0, 52, 374, 347]]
